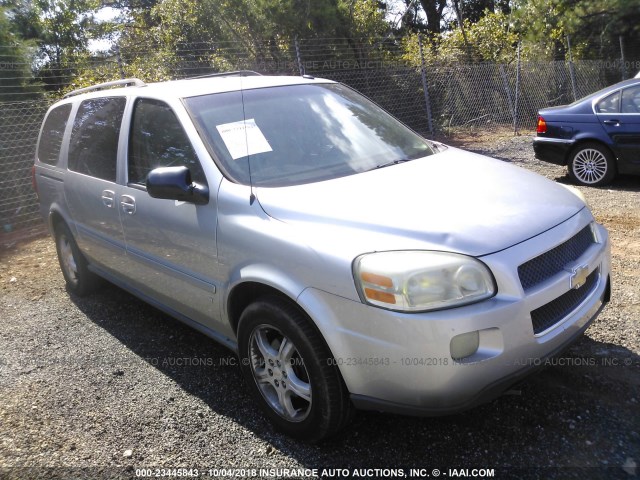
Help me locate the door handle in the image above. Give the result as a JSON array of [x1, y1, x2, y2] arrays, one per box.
[[603, 119, 620, 126], [101, 190, 115, 208], [120, 195, 136, 215]]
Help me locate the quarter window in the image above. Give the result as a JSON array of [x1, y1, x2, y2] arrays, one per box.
[[595, 91, 620, 113], [68, 97, 126, 182], [37, 104, 72, 165], [128, 99, 206, 186]]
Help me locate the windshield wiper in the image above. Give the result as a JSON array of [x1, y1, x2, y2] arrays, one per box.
[[375, 158, 412, 169]]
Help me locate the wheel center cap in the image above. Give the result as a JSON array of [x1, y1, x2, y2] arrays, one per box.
[[269, 361, 287, 387]]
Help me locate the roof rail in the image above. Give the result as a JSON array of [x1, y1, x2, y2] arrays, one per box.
[[187, 70, 263, 80], [63, 78, 146, 99]]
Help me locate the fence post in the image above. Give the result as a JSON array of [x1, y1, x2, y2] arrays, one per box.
[[418, 34, 435, 137], [294, 36, 304, 76], [566, 35, 578, 101], [115, 45, 125, 80], [619, 36, 627, 80], [514, 41, 521, 135], [500, 64, 515, 133]]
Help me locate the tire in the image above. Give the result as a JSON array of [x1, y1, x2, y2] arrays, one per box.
[[568, 142, 616, 186], [237, 296, 353, 442], [54, 222, 101, 296]]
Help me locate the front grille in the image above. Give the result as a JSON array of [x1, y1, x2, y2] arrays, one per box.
[[518, 225, 594, 291], [530, 269, 599, 335]]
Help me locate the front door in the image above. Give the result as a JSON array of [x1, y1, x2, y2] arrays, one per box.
[[117, 98, 223, 332]]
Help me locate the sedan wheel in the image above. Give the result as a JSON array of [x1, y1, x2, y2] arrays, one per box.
[[238, 296, 353, 442], [569, 143, 616, 186]]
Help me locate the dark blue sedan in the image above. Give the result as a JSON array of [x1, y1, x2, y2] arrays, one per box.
[[533, 78, 640, 186]]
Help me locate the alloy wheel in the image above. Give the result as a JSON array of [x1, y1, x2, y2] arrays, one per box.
[[572, 148, 609, 184], [58, 234, 79, 285], [248, 325, 312, 422]]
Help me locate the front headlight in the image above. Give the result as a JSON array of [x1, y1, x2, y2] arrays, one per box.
[[560, 183, 590, 209], [353, 251, 496, 312]]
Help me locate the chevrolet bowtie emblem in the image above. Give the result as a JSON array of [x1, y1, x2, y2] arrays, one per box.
[[568, 264, 589, 290]]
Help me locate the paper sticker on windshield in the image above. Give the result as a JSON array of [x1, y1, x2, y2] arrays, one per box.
[[216, 119, 272, 160]]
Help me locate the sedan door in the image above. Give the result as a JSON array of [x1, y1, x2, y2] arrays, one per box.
[[596, 84, 640, 166], [117, 98, 226, 335]]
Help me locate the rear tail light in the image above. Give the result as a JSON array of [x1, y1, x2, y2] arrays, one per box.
[[31, 165, 39, 198], [536, 116, 547, 134]]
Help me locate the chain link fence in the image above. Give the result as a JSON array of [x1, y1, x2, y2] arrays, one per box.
[[0, 100, 49, 234], [1, 36, 639, 234]]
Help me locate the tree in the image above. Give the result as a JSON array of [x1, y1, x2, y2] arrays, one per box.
[[460, 0, 511, 23], [511, 0, 640, 61], [417, 0, 447, 36], [107, 0, 393, 82], [3, 0, 102, 91], [403, 10, 519, 64], [0, 6, 37, 100]]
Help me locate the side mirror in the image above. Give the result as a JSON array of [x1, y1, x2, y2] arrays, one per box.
[[146, 166, 209, 205]]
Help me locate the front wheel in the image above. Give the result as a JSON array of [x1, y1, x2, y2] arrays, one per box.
[[568, 142, 616, 186], [237, 296, 352, 442]]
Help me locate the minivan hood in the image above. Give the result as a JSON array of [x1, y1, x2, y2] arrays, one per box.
[[256, 148, 585, 257]]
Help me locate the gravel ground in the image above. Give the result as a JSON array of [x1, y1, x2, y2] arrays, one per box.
[[1, 134, 639, 480]]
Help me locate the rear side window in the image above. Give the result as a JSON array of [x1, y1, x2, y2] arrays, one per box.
[[37, 104, 72, 165], [621, 85, 640, 113], [68, 97, 126, 182], [128, 98, 206, 185]]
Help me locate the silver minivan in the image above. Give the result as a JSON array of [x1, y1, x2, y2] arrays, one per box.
[[34, 72, 611, 442]]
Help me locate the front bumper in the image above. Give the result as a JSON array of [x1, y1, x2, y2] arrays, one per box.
[[533, 137, 574, 165], [297, 209, 611, 414]]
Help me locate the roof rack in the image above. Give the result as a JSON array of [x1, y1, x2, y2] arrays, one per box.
[[63, 78, 146, 99], [187, 70, 263, 80]]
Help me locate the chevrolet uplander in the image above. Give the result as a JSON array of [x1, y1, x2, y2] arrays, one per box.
[[33, 72, 611, 442]]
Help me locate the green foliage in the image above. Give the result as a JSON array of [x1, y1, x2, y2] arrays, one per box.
[[403, 11, 519, 65], [0, 6, 40, 99], [511, 0, 640, 60], [445, 10, 519, 62], [2, 0, 106, 92], [4, 0, 638, 98], [460, 0, 511, 24], [343, 0, 389, 39], [107, 0, 392, 82]]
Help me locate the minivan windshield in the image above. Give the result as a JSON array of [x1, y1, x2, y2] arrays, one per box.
[[185, 83, 436, 187]]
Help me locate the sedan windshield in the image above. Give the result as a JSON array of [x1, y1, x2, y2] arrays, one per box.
[[185, 83, 436, 187]]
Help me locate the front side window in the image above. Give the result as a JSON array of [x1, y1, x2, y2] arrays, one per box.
[[128, 99, 206, 186], [185, 84, 435, 187], [37, 104, 72, 165], [68, 97, 126, 182]]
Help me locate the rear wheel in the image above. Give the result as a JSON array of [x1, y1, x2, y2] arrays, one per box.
[[568, 142, 616, 186], [54, 222, 100, 296], [237, 296, 353, 442]]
